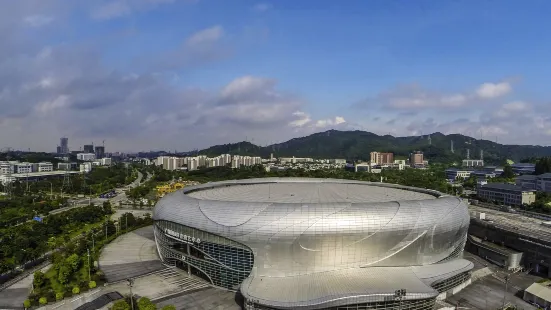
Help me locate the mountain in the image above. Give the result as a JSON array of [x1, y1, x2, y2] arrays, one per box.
[[197, 130, 551, 164]]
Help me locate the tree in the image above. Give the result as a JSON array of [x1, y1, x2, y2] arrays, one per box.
[[56, 292, 64, 301], [39, 297, 48, 305], [33, 271, 45, 288], [111, 300, 131, 310], [58, 265, 71, 284], [535, 157, 551, 175], [502, 164, 515, 178], [23, 299, 31, 309], [137, 297, 157, 310], [66, 253, 80, 272]]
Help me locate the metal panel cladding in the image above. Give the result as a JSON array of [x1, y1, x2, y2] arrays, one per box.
[[153, 178, 473, 310]]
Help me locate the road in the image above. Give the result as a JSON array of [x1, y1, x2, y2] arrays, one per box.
[[56, 170, 148, 214]]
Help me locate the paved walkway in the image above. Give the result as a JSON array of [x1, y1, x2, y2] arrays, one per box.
[[0, 264, 50, 309], [99, 226, 164, 282]]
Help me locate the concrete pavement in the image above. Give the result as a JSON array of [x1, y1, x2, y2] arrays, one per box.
[[99, 226, 163, 283]]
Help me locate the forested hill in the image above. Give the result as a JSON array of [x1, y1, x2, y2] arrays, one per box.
[[197, 130, 551, 164]]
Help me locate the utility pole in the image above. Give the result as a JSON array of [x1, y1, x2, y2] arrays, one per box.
[[502, 274, 510, 309], [87, 248, 91, 282], [127, 278, 135, 310]]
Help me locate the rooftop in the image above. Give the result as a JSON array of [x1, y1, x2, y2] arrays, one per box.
[[480, 183, 529, 192], [186, 178, 439, 204]]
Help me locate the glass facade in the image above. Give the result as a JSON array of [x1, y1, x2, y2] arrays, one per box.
[[246, 298, 436, 310], [431, 271, 471, 294], [155, 220, 254, 290]]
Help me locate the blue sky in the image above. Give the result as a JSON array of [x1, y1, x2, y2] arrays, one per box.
[[1, 0, 551, 151]]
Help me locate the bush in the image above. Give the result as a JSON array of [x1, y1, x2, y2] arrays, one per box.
[[161, 305, 176, 310], [88, 281, 96, 289], [39, 297, 48, 305], [56, 292, 64, 301], [111, 300, 131, 310], [72, 286, 80, 294], [137, 297, 157, 310], [23, 299, 31, 309]]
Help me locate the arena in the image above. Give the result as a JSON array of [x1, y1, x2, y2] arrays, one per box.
[[153, 178, 473, 310]]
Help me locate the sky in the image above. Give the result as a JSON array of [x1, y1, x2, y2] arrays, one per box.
[[2, 0, 551, 152]]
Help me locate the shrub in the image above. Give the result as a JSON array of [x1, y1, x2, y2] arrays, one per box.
[[161, 305, 176, 310], [111, 300, 131, 310], [23, 299, 31, 309], [88, 281, 97, 289], [137, 297, 157, 310], [56, 292, 64, 301], [39, 297, 48, 305], [72, 287, 80, 294]]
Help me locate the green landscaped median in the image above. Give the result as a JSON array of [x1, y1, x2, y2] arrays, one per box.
[[25, 206, 153, 308]]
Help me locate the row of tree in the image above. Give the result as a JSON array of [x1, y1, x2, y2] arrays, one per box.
[[26, 211, 153, 307], [0, 203, 113, 275]]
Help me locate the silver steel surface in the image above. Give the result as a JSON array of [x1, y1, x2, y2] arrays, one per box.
[[153, 178, 472, 309]]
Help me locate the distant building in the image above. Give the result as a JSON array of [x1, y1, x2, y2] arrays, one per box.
[[511, 163, 536, 175], [58, 137, 69, 154], [354, 163, 370, 172], [80, 162, 92, 173], [462, 159, 485, 168], [410, 151, 424, 167], [445, 168, 473, 181], [77, 153, 96, 161], [477, 183, 536, 206], [58, 162, 77, 171], [14, 163, 33, 174], [95, 146, 105, 159], [369, 152, 394, 165], [83, 144, 94, 153], [515, 173, 551, 193], [37, 162, 53, 172]]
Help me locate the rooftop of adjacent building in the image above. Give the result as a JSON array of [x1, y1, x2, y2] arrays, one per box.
[[479, 182, 533, 192]]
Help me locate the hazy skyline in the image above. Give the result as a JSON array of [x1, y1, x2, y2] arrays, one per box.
[[1, 0, 551, 152]]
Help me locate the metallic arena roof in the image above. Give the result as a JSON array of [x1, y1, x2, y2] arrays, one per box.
[[186, 179, 438, 204], [153, 178, 472, 309]]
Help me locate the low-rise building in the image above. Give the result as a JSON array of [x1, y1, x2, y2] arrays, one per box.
[[515, 173, 551, 193], [515, 175, 538, 190], [37, 162, 53, 172], [477, 183, 536, 206], [445, 168, 473, 181], [77, 153, 96, 161], [462, 159, 484, 168], [14, 162, 33, 174], [511, 163, 536, 175], [80, 162, 92, 173], [354, 163, 370, 172], [523, 281, 551, 309]]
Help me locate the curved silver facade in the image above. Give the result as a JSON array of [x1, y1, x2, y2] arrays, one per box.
[[153, 178, 473, 310]]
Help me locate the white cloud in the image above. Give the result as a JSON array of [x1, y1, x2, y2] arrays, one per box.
[[91, 1, 131, 20], [91, 0, 187, 20], [186, 25, 224, 46], [365, 80, 514, 110], [495, 101, 530, 118], [476, 82, 512, 99], [253, 3, 272, 12], [23, 15, 54, 27]]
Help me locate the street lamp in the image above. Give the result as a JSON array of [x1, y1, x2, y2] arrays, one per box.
[[127, 278, 135, 310], [502, 274, 510, 309]]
